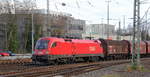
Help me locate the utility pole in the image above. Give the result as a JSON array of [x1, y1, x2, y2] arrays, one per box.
[[101, 18, 104, 38], [117, 21, 121, 40], [31, 13, 34, 54], [46, 0, 50, 36], [137, 0, 141, 65], [123, 15, 125, 39], [132, 0, 140, 67], [31, 0, 36, 54], [123, 16, 126, 29], [90, 25, 92, 40], [106, 0, 111, 39], [145, 12, 148, 40], [31, 0, 37, 54]]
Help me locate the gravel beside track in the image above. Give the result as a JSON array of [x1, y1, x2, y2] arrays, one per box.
[[75, 58, 150, 77]]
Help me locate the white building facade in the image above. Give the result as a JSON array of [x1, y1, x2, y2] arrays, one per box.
[[83, 24, 116, 39]]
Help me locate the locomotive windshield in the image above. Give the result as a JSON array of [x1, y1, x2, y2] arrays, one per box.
[[35, 40, 50, 49]]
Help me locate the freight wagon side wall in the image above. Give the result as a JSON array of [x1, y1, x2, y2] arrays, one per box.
[[106, 40, 129, 55], [99, 39, 130, 58], [146, 41, 150, 54], [140, 42, 147, 54], [122, 40, 131, 55], [129, 41, 147, 54]]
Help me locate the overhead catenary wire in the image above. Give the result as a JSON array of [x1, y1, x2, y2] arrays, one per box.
[[76, 0, 80, 8], [87, 0, 94, 7], [140, 5, 150, 21]]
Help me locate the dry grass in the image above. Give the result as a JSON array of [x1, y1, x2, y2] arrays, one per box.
[[101, 74, 120, 77], [126, 65, 150, 72]]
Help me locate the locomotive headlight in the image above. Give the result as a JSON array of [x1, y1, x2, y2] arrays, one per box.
[[38, 52, 43, 54], [45, 51, 49, 54]]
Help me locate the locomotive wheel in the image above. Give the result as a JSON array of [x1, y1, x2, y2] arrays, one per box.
[[46, 60, 56, 65], [51, 62, 57, 65], [32, 60, 37, 65], [53, 59, 61, 65], [67, 57, 75, 64], [83, 57, 90, 62], [90, 56, 99, 62]]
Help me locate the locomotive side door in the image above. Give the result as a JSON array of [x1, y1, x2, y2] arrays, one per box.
[[71, 42, 76, 56]]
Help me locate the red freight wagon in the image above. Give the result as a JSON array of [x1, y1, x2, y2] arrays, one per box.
[[104, 40, 129, 54], [139, 42, 147, 54], [99, 39, 130, 58], [129, 41, 150, 57], [129, 41, 146, 55], [146, 41, 150, 54]]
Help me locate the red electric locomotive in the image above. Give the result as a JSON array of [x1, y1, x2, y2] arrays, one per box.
[[32, 37, 150, 64], [32, 37, 104, 63]]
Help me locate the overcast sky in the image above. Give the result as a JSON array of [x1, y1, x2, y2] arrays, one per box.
[[36, 0, 150, 28]]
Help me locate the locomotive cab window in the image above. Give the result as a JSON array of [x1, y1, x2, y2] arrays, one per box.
[[51, 42, 57, 48], [35, 40, 50, 49]]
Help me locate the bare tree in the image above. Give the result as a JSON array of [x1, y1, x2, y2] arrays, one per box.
[[0, 0, 37, 53], [0, 0, 13, 14], [14, 0, 36, 11], [0, 0, 37, 14]]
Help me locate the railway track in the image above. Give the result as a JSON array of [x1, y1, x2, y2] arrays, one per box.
[[0, 58, 32, 73], [0, 58, 149, 77], [0, 58, 32, 64], [41, 60, 130, 77], [0, 59, 133, 77]]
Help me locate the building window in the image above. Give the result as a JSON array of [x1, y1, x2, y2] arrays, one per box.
[[69, 25, 83, 30]]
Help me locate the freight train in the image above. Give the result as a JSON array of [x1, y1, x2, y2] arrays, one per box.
[[31, 37, 150, 64]]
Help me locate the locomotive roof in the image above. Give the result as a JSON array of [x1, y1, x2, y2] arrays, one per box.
[[39, 37, 100, 43]]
